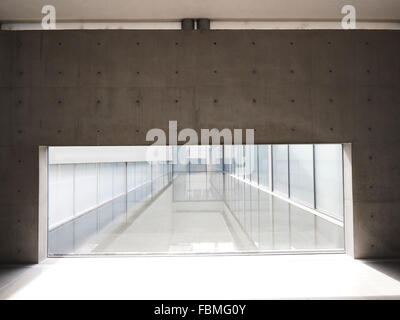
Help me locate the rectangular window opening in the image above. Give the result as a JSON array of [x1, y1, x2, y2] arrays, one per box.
[[46, 144, 349, 256]]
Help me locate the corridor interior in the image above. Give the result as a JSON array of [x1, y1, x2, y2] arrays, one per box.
[[48, 145, 345, 256]]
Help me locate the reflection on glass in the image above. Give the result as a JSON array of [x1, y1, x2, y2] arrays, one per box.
[[257, 145, 270, 190], [48, 158, 172, 255], [272, 145, 289, 196], [174, 145, 189, 173], [244, 145, 251, 182], [289, 144, 314, 207], [208, 145, 223, 172], [315, 144, 344, 219], [250, 145, 258, 184], [189, 145, 207, 172]]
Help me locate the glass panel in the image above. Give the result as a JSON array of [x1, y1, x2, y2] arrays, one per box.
[[258, 191, 273, 250], [189, 145, 207, 172], [126, 162, 135, 191], [250, 145, 258, 184], [244, 145, 251, 181], [258, 145, 270, 189], [74, 163, 98, 215], [99, 163, 113, 204], [231, 145, 236, 175], [207, 145, 223, 172], [289, 144, 314, 207], [272, 145, 289, 196], [290, 206, 315, 249], [113, 162, 126, 197], [272, 197, 290, 249], [174, 145, 189, 172], [237, 145, 244, 179], [315, 144, 344, 219], [223, 145, 231, 172], [48, 164, 74, 229]]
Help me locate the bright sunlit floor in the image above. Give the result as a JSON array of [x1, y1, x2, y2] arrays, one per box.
[[1, 255, 400, 299]]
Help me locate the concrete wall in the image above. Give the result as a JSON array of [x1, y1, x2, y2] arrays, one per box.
[[0, 30, 399, 263]]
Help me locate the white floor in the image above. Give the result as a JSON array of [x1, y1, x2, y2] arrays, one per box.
[[1, 255, 400, 300]]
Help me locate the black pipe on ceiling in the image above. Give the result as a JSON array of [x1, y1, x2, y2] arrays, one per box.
[[181, 19, 195, 30]]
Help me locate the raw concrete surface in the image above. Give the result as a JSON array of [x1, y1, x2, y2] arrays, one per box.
[[0, 30, 399, 263]]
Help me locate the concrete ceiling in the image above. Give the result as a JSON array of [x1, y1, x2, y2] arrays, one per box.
[[0, 0, 399, 22]]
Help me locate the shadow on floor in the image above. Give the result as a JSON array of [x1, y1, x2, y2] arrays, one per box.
[[0, 265, 43, 299], [363, 260, 400, 282]]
